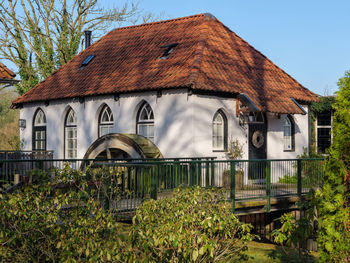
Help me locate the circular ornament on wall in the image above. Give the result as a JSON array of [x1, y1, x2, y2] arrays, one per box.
[[252, 130, 264, 148]]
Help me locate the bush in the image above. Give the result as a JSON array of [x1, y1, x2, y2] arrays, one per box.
[[0, 165, 132, 262], [317, 71, 350, 263], [131, 186, 254, 262], [0, 167, 255, 262]]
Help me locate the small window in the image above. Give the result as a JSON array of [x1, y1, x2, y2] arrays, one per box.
[[136, 102, 154, 142], [159, 43, 178, 59], [317, 128, 331, 153], [64, 108, 77, 158], [81, 55, 95, 67], [99, 105, 114, 137], [32, 108, 46, 151], [212, 110, 227, 151], [283, 115, 295, 151]]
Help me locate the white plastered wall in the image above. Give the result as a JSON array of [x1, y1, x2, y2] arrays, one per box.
[[266, 104, 310, 182], [19, 91, 309, 168]]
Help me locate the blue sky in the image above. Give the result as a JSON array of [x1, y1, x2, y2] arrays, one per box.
[[108, 0, 349, 96]]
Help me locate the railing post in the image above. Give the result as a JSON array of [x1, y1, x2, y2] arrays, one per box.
[[297, 159, 302, 198], [197, 158, 202, 186], [190, 161, 195, 186], [265, 160, 271, 212], [205, 160, 209, 187], [38, 160, 43, 170], [230, 161, 236, 213], [175, 159, 180, 188], [150, 165, 157, 200], [211, 158, 215, 187]]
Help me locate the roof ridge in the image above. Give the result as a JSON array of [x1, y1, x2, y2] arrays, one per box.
[[109, 13, 206, 32]]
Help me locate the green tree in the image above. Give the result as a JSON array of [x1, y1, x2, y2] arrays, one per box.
[[317, 71, 350, 262], [0, 89, 20, 150], [0, 0, 143, 95]]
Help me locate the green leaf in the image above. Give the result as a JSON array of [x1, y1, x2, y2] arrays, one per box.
[[192, 249, 198, 261]]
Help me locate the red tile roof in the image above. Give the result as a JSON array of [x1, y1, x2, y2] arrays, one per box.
[[12, 14, 318, 113], [0, 62, 15, 80]]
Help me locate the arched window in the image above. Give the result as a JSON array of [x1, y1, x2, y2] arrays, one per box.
[[212, 110, 227, 151], [99, 105, 114, 137], [283, 115, 295, 151], [64, 108, 77, 158], [33, 108, 46, 150], [136, 102, 154, 142]]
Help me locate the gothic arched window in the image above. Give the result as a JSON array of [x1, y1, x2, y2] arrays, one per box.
[[283, 115, 295, 151], [136, 102, 154, 142], [33, 108, 46, 150], [99, 105, 114, 137], [212, 110, 227, 151], [64, 108, 77, 158]]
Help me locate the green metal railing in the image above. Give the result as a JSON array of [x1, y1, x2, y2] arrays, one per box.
[[0, 157, 324, 213]]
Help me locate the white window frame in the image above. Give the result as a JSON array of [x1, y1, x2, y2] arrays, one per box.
[[64, 108, 77, 159], [136, 102, 154, 142], [99, 105, 114, 137], [283, 115, 294, 151], [33, 108, 46, 151], [212, 110, 227, 151]]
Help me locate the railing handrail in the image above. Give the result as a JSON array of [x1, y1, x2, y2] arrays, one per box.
[[0, 157, 324, 164], [0, 157, 216, 163]]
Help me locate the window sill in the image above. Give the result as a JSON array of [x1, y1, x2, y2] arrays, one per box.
[[213, 150, 226, 153], [283, 149, 295, 152]]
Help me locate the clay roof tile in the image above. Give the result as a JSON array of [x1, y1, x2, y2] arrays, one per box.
[[12, 13, 318, 113]]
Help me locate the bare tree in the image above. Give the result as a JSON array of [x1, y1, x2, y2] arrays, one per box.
[[0, 0, 141, 94]]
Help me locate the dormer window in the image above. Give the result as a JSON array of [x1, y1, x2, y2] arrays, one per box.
[[159, 43, 178, 59], [81, 55, 95, 68]]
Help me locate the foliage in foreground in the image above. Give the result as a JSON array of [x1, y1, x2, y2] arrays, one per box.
[[317, 71, 350, 262], [131, 187, 254, 262], [0, 166, 255, 262], [271, 190, 318, 259], [0, 166, 132, 262], [274, 71, 350, 263]]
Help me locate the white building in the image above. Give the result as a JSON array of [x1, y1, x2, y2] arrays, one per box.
[[12, 14, 318, 162]]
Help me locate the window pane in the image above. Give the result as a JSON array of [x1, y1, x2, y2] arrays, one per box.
[[100, 125, 113, 137], [101, 107, 113, 123], [213, 120, 224, 150], [317, 111, 331, 126], [66, 109, 77, 125], [65, 127, 77, 158], [138, 124, 154, 141], [317, 128, 331, 153], [283, 116, 293, 151], [34, 110, 46, 126]]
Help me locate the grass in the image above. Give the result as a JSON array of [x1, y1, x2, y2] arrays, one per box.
[[238, 241, 319, 263]]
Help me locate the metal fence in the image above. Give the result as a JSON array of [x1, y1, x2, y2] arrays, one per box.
[[0, 157, 324, 213], [0, 150, 54, 160]]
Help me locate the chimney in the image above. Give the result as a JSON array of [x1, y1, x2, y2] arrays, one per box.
[[84, 30, 92, 49]]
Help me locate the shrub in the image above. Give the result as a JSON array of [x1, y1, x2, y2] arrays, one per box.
[[131, 186, 254, 262], [0, 165, 132, 262], [317, 71, 350, 263], [271, 189, 318, 259]]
